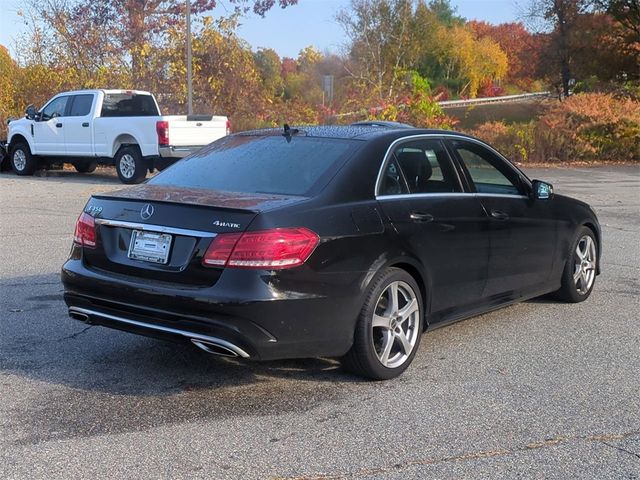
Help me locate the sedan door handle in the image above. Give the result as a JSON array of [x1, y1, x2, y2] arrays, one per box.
[[410, 212, 434, 223], [82, 122, 89, 127], [490, 209, 509, 221], [55, 123, 63, 128]]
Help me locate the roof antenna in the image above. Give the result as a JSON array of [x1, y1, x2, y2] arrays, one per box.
[[282, 123, 298, 142]]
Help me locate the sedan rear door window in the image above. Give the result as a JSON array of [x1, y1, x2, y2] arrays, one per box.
[[379, 139, 460, 196]]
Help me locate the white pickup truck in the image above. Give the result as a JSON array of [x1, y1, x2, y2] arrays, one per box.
[[2, 89, 229, 183]]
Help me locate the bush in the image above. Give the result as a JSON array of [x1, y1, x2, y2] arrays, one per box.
[[469, 93, 640, 163], [541, 93, 639, 161], [469, 121, 535, 162]]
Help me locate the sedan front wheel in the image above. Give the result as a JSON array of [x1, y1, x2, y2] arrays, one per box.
[[554, 226, 598, 303]]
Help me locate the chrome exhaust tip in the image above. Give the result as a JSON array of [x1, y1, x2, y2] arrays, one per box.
[[69, 310, 90, 323], [190, 338, 241, 358]]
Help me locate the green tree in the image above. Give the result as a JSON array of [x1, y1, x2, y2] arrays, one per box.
[[337, 0, 416, 101], [254, 48, 284, 97], [426, 0, 464, 26]]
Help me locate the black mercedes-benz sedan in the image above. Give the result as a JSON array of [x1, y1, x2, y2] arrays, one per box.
[[62, 125, 601, 379]]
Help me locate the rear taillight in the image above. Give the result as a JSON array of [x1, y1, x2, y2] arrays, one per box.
[[202, 228, 319, 269], [73, 212, 96, 248], [156, 120, 169, 146], [225, 119, 231, 136]]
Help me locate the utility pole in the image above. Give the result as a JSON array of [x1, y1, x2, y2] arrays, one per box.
[[186, 0, 193, 115]]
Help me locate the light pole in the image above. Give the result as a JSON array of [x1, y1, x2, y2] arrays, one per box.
[[186, 0, 193, 115]]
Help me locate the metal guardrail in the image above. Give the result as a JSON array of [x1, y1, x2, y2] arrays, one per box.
[[438, 92, 551, 108], [333, 91, 551, 120]]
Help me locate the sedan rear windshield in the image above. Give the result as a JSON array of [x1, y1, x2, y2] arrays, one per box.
[[149, 135, 361, 196]]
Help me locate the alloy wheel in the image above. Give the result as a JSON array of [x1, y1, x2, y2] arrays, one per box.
[[371, 280, 420, 368], [13, 149, 26, 171], [573, 235, 596, 295], [119, 154, 136, 179]]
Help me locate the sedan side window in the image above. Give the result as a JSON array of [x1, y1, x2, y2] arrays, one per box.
[[41, 96, 69, 121], [379, 159, 409, 196], [393, 140, 460, 194], [452, 140, 523, 195]]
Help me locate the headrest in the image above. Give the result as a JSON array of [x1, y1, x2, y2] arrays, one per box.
[[396, 151, 432, 188]]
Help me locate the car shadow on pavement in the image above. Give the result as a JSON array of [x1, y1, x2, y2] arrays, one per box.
[[526, 294, 563, 305], [1, 167, 126, 184], [1, 273, 370, 443]]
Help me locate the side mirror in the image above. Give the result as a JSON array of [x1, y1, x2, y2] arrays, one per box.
[[25, 105, 37, 120], [531, 180, 554, 200]]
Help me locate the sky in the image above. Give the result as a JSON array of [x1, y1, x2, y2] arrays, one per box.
[[0, 0, 522, 59]]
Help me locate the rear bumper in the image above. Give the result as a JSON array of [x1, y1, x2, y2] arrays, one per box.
[[61, 257, 366, 360], [67, 304, 251, 357], [158, 145, 204, 159]]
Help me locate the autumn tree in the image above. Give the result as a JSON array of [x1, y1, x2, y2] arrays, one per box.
[[337, 0, 416, 102], [21, 0, 297, 90], [432, 25, 508, 97], [594, 0, 640, 45], [467, 21, 543, 90], [523, 0, 597, 96], [595, 0, 640, 79], [0, 46, 20, 137], [569, 12, 639, 82], [282, 46, 324, 103]]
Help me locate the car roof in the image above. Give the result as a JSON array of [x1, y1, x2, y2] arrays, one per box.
[[236, 125, 475, 141], [56, 89, 153, 96]]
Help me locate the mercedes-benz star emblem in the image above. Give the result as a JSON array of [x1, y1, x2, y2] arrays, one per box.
[[140, 204, 154, 220]]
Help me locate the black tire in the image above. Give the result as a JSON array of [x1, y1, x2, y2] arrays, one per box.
[[115, 145, 147, 184], [553, 226, 598, 303], [341, 267, 424, 380], [10, 142, 37, 176], [74, 161, 97, 174]]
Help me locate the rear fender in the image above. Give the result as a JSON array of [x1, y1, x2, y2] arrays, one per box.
[[112, 133, 143, 158], [361, 253, 433, 328]]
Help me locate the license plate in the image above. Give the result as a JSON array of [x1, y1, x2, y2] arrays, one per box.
[[128, 230, 172, 264]]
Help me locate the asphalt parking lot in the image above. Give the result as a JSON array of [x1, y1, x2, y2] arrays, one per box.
[[1, 165, 638, 479]]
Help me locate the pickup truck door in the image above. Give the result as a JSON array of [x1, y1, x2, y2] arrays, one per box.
[[33, 95, 69, 155], [63, 94, 95, 156]]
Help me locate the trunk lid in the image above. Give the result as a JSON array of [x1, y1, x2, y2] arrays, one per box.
[[82, 185, 307, 286]]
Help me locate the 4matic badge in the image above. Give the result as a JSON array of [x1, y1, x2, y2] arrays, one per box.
[[213, 220, 241, 229]]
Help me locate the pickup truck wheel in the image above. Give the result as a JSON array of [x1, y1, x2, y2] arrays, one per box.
[[11, 142, 37, 176], [115, 146, 147, 184], [74, 161, 97, 174]]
